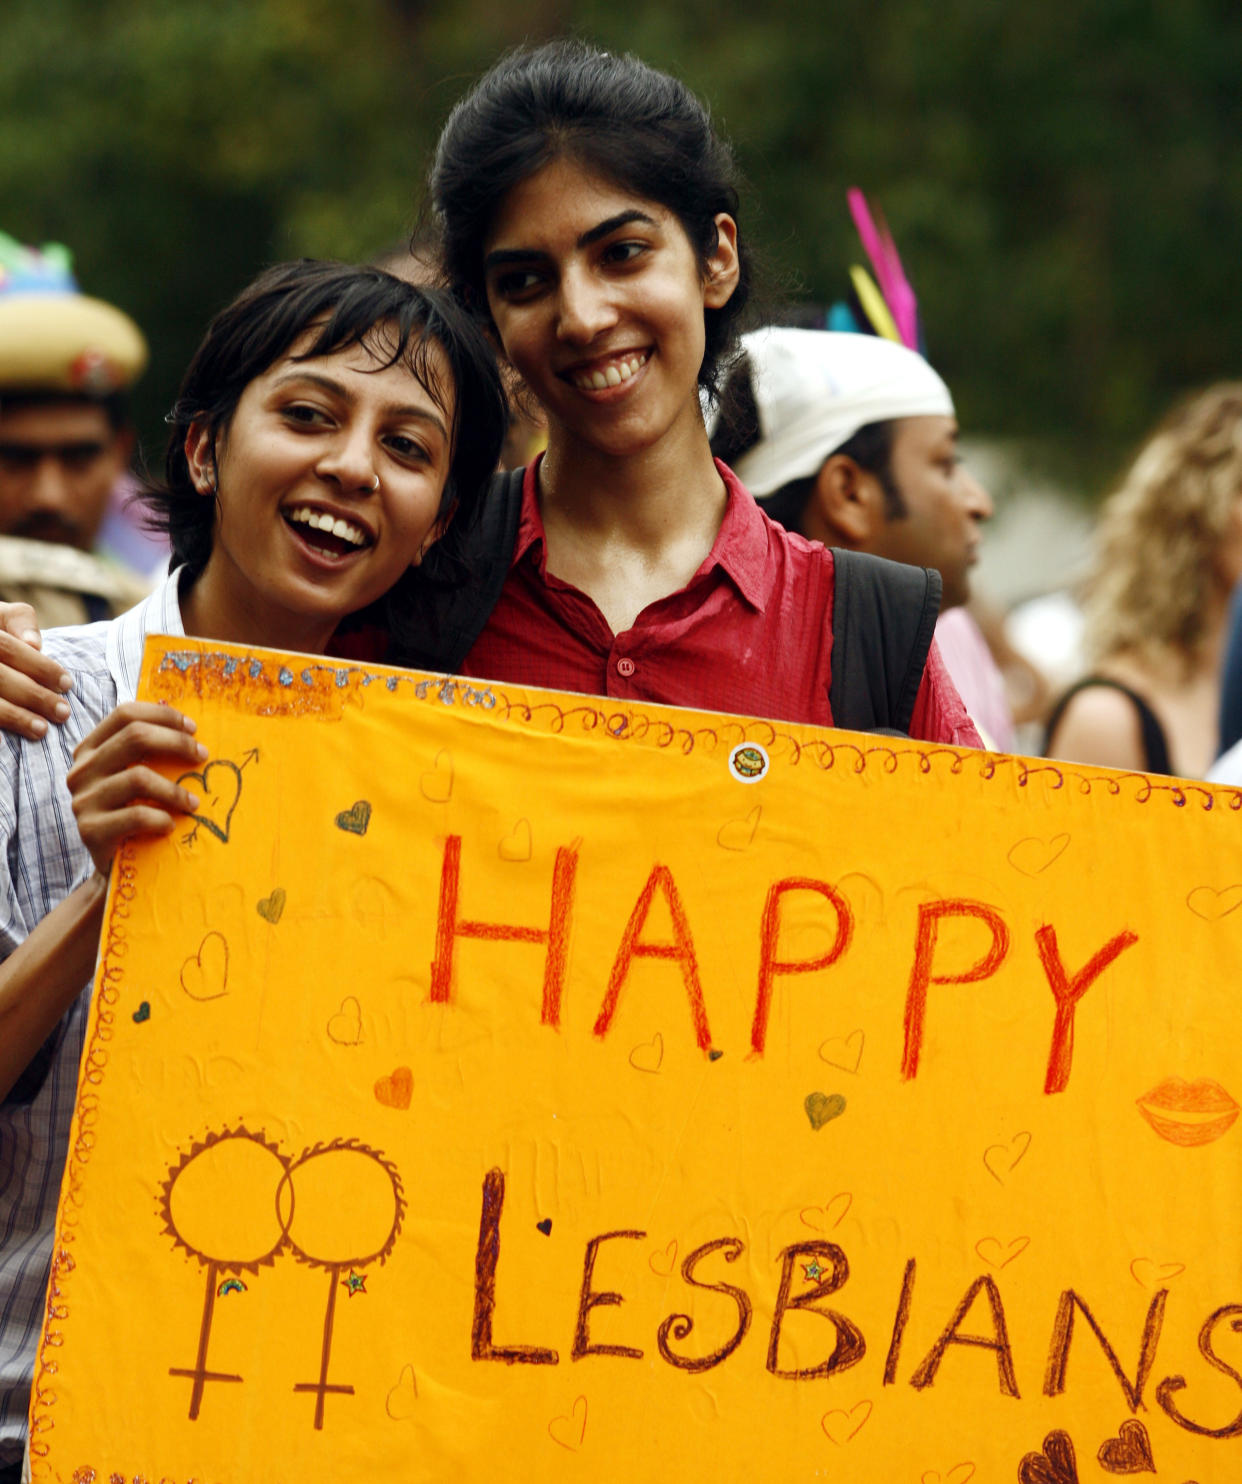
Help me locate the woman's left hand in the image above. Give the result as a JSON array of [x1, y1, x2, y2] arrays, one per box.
[[66, 702, 208, 875]]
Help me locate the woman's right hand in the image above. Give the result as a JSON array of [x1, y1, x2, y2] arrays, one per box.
[[66, 703, 208, 876], [0, 602, 75, 740]]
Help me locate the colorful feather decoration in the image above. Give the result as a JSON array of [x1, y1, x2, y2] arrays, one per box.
[[848, 265, 902, 344], [846, 187, 922, 351]]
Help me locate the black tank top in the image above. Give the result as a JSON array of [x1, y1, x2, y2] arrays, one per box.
[[1043, 676, 1173, 775]]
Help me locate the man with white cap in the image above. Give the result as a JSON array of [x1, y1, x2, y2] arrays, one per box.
[[711, 327, 992, 613], [0, 233, 152, 629]]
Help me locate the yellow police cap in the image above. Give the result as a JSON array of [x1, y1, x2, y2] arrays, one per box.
[[0, 233, 147, 396]]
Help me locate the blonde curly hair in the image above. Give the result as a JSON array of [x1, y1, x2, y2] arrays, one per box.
[[1084, 384, 1242, 670]]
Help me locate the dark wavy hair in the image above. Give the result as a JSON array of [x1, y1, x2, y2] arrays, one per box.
[[430, 39, 752, 395], [144, 260, 508, 648]]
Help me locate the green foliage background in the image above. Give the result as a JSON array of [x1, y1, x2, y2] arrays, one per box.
[[4, 0, 1240, 489]]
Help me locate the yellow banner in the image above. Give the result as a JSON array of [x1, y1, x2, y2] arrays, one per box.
[[31, 637, 1242, 1483]]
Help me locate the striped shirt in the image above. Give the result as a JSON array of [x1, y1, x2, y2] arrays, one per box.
[[0, 570, 183, 1466]]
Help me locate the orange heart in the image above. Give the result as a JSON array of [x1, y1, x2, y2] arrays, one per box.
[[374, 1066, 413, 1110], [1130, 1257, 1186, 1288], [821, 1399, 872, 1444], [649, 1239, 678, 1277], [975, 1235, 1030, 1269], [548, 1394, 587, 1451], [922, 1467, 975, 1484], [800, 1192, 853, 1232]]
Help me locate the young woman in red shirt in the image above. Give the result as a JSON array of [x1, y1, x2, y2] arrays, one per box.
[[0, 42, 978, 745]]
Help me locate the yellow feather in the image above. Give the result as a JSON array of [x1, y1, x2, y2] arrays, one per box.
[[850, 265, 901, 343]]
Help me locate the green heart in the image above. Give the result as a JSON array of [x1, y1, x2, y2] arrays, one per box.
[[335, 800, 372, 836], [804, 1091, 847, 1130], [257, 888, 286, 924]]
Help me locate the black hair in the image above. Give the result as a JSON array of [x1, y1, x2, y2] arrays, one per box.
[[709, 351, 904, 532], [430, 39, 752, 395], [144, 259, 508, 650]]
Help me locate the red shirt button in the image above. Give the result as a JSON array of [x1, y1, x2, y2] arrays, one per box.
[[616, 657, 636, 677]]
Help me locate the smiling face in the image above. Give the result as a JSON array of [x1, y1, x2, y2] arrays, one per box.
[[482, 157, 738, 464], [183, 329, 454, 653], [868, 415, 993, 610]]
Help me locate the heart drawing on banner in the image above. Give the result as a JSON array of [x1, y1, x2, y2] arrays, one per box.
[[1129, 1257, 1186, 1289], [800, 1192, 853, 1232], [499, 818, 533, 862], [648, 1239, 678, 1276], [326, 997, 364, 1046], [179, 931, 229, 1001], [374, 1066, 413, 1110], [384, 1364, 418, 1421], [336, 799, 372, 836], [1185, 884, 1242, 921], [1018, 1429, 1079, 1484], [628, 1033, 664, 1074], [548, 1395, 588, 1452], [256, 887, 286, 923], [921, 1466, 975, 1484], [983, 1130, 1032, 1184], [175, 759, 242, 843], [419, 749, 454, 803], [1097, 1418, 1155, 1474], [717, 805, 761, 852], [974, 1235, 1031, 1270], [820, 1399, 872, 1444], [804, 1092, 847, 1130], [1006, 833, 1070, 876]]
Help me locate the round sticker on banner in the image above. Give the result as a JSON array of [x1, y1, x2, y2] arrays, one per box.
[[728, 742, 769, 784]]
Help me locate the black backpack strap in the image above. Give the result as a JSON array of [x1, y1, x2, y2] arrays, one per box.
[[828, 549, 943, 734], [400, 467, 525, 672]]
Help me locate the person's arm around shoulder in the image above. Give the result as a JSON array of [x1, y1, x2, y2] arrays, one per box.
[[0, 703, 205, 1100], [0, 600, 75, 740], [1043, 684, 1148, 772]]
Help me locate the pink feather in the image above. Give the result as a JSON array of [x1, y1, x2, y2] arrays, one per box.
[[847, 188, 920, 351]]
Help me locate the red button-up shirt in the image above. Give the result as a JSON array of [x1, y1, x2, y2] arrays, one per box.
[[459, 460, 981, 746]]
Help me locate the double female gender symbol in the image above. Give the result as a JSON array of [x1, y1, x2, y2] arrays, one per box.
[[160, 1127, 405, 1429]]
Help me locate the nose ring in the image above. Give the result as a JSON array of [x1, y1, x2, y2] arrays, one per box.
[[370, 475, 380, 491]]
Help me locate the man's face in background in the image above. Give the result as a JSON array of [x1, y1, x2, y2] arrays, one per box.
[[0, 398, 131, 550], [870, 415, 993, 610]]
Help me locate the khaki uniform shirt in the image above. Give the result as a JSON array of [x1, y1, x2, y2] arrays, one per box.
[[0, 535, 151, 628]]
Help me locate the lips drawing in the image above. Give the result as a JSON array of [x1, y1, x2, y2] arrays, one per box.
[[1135, 1077, 1239, 1146]]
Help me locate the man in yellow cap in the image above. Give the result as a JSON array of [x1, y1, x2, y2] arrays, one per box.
[[0, 234, 152, 626]]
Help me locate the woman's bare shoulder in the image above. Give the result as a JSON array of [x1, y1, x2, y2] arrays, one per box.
[[1045, 677, 1150, 771]]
